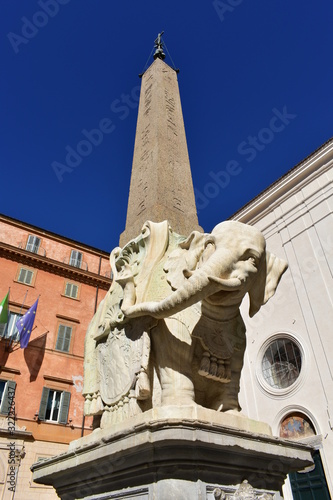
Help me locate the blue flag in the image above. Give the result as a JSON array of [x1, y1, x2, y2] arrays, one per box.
[[16, 298, 39, 349]]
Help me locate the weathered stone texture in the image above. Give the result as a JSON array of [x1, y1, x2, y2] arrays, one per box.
[[120, 58, 201, 246]]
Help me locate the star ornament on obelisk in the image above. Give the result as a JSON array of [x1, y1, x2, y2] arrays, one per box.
[[119, 32, 202, 247]]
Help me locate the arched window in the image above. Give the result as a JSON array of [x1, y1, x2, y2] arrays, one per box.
[[279, 412, 315, 440]]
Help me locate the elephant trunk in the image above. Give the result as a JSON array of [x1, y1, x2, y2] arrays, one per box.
[[121, 262, 242, 319]]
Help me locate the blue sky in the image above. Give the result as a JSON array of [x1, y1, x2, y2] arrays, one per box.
[[2, 1, 333, 252]]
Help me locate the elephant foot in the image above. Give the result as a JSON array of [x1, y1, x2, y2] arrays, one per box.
[[222, 408, 247, 419], [221, 404, 242, 413]]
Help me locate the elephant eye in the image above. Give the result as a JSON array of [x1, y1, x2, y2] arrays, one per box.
[[242, 250, 259, 268]]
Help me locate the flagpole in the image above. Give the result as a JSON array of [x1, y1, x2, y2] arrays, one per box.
[[17, 290, 29, 316]]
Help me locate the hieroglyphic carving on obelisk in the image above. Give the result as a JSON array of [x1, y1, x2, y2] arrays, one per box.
[[119, 54, 202, 246]]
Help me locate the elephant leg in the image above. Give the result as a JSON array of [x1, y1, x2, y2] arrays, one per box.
[[151, 318, 196, 406], [220, 346, 245, 412]]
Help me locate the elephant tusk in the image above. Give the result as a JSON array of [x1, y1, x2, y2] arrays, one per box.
[[208, 276, 243, 290], [122, 302, 162, 319]]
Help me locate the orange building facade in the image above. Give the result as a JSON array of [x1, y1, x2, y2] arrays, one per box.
[[0, 213, 111, 499]]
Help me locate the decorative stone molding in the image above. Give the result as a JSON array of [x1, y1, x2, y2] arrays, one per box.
[[214, 480, 274, 499]]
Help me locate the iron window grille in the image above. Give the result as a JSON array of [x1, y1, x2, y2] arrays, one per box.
[[262, 338, 302, 389]]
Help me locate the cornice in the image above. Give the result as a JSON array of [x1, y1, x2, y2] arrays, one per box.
[[0, 213, 110, 256], [0, 242, 112, 290], [231, 138, 333, 224]]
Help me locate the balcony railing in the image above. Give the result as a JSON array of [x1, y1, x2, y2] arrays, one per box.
[[19, 242, 46, 256], [63, 257, 88, 271]]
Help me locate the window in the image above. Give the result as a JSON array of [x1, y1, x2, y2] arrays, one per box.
[[289, 450, 330, 499], [17, 268, 34, 285], [38, 388, 71, 424], [0, 312, 22, 342], [26, 235, 41, 254], [280, 413, 316, 440], [69, 250, 82, 268], [0, 380, 16, 415], [262, 338, 302, 389], [64, 282, 78, 299], [55, 324, 72, 352]]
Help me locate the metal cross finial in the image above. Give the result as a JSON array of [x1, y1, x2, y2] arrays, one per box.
[[154, 31, 166, 60]]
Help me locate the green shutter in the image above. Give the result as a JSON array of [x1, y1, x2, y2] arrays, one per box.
[[18, 268, 33, 284], [63, 327, 72, 352], [56, 325, 72, 352], [55, 325, 65, 350], [18, 269, 26, 283], [38, 387, 50, 421], [58, 391, 71, 424], [26, 270, 33, 284], [0, 381, 16, 415], [65, 283, 78, 298]]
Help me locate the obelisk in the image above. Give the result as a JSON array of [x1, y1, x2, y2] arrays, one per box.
[[120, 34, 202, 246]]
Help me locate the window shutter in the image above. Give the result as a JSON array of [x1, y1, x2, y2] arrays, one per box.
[[56, 325, 72, 352], [18, 268, 33, 285], [70, 250, 82, 268], [56, 325, 65, 351], [26, 235, 41, 253], [65, 283, 78, 299], [18, 268, 26, 283], [63, 327, 72, 352], [26, 270, 33, 284], [6, 312, 21, 342], [56, 325, 65, 350], [1, 381, 16, 414], [0, 324, 6, 337], [38, 387, 50, 421], [58, 391, 71, 424]]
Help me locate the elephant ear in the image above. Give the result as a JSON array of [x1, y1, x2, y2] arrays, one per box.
[[248, 251, 288, 317], [164, 230, 207, 290]]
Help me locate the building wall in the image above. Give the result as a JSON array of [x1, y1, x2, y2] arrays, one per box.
[[0, 214, 112, 498], [234, 140, 333, 498]]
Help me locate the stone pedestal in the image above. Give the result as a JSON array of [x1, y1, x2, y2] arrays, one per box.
[[31, 407, 313, 499]]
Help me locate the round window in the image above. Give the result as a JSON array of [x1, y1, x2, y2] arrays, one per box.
[[261, 338, 302, 389]]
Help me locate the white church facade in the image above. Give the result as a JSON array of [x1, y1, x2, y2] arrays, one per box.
[[234, 137, 333, 499]]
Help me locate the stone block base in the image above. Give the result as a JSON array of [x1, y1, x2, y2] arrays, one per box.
[[31, 407, 313, 499]]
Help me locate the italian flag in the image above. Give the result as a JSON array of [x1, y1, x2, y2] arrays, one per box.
[[0, 292, 9, 324]]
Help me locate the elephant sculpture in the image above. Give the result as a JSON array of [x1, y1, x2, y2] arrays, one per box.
[[83, 220, 287, 428]]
